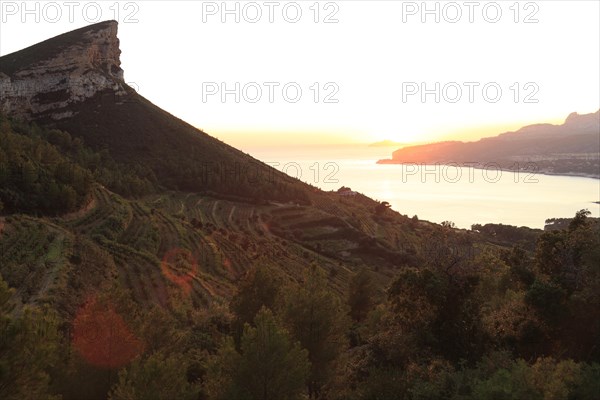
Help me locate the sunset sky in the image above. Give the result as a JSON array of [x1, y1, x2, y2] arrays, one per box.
[[1, 0, 599, 148]]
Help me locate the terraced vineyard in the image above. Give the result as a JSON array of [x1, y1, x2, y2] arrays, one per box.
[[51, 188, 248, 306], [140, 192, 374, 291], [0, 216, 73, 308], [1, 178, 440, 313]]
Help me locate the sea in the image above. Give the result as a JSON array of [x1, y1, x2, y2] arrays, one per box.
[[240, 144, 600, 230]]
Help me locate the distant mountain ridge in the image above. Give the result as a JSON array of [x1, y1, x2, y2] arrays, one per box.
[[379, 111, 600, 178]]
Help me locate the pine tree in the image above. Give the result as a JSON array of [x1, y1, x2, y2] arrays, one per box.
[[347, 268, 376, 323], [0, 276, 60, 400], [282, 266, 348, 398], [206, 307, 310, 400], [230, 265, 280, 342]]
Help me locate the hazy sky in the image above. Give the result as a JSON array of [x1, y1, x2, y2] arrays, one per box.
[[1, 0, 599, 148]]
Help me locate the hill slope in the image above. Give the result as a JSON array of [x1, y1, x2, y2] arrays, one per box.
[[1, 20, 446, 308], [0, 20, 307, 201]]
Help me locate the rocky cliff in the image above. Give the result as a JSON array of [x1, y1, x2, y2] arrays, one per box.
[[0, 20, 126, 120]]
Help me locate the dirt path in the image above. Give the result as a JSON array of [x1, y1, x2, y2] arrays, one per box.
[[211, 200, 221, 227], [33, 233, 65, 302], [228, 206, 236, 226], [62, 195, 97, 221], [195, 198, 205, 223], [194, 275, 218, 298], [246, 208, 254, 231]]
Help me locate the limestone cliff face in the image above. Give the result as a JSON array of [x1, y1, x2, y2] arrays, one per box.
[[0, 20, 126, 120]]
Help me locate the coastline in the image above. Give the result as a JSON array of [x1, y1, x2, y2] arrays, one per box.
[[376, 159, 600, 180]]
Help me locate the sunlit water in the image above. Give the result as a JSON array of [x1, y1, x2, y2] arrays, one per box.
[[242, 145, 600, 229]]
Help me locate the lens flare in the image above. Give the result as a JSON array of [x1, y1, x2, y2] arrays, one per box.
[[72, 296, 144, 369]]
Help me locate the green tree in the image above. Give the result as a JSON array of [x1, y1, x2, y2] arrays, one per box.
[[441, 220, 456, 229], [347, 268, 376, 323], [206, 307, 310, 400], [20, 160, 37, 189], [569, 209, 591, 231], [374, 201, 391, 216], [0, 275, 60, 400], [525, 279, 566, 323], [387, 267, 447, 333], [59, 185, 77, 211], [109, 352, 197, 400], [282, 266, 348, 398], [230, 265, 280, 342], [466, 357, 583, 400], [572, 363, 600, 400]]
